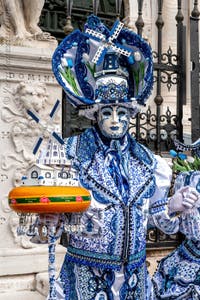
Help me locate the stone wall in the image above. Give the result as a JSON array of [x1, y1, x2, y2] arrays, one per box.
[[0, 41, 66, 298]]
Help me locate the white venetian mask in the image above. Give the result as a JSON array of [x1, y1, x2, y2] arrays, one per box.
[[97, 105, 130, 139]]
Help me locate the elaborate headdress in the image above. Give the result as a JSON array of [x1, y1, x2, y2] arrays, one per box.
[[52, 15, 153, 119]]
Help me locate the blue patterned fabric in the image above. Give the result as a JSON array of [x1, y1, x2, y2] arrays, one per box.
[[152, 171, 200, 299], [64, 129, 155, 269], [103, 138, 130, 204], [153, 240, 200, 299], [59, 259, 154, 300]]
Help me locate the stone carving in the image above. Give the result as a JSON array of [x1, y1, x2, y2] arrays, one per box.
[[1, 81, 50, 217], [0, 0, 54, 43], [0, 215, 6, 224], [9, 212, 37, 249], [1, 82, 49, 165], [1, 81, 54, 248]]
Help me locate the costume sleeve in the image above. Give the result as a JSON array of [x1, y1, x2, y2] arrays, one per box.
[[172, 171, 200, 240], [149, 155, 180, 234], [178, 207, 200, 240]]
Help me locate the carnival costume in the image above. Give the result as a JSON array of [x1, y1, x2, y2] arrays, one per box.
[[50, 15, 200, 300], [153, 141, 200, 300]]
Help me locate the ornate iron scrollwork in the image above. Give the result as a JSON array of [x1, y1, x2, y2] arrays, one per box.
[[153, 47, 180, 92], [129, 106, 178, 151], [147, 227, 181, 248]]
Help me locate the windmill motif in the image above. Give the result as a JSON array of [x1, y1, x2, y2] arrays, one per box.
[[85, 20, 132, 65], [27, 99, 64, 155]]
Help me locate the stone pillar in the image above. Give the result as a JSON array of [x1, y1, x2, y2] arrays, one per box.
[[0, 41, 65, 298]]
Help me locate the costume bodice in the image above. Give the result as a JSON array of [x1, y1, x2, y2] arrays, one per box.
[[64, 128, 179, 270]]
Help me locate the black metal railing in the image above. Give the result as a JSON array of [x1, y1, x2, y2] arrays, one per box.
[[40, 0, 124, 41], [130, 0, 186, 155]]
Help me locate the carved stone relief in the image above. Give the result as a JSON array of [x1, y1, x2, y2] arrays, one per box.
[[0, 81, 60, 247], [1, 82, 50, 171], [8, 212, 38, 249]]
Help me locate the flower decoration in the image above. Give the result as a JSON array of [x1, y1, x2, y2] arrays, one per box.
[[59, 57, 80, 96], [169, 149, 200, 173], [76, 196, 83, 202], [82, 53, 96, 78], [11, 199, 17, 204], [131, 61, 145, 95], [40, 197, 50, 203]]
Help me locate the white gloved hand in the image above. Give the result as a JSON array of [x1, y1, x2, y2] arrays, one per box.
[[168, 186, 200, 214]]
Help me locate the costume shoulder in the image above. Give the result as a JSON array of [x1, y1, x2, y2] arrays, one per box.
[[64, 128, 98, 163], [153, 154, 172, 188], [148, 155, 172, 214], [154, 154, 172, 173]]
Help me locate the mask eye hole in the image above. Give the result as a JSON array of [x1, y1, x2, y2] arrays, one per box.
[[101, 108, 112, 117], [102, 111, 111, 117], [118, 111, 126, 117], [117, 108, 128, 117]]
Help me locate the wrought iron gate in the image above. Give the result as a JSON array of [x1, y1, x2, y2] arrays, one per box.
[[129, 0, 186, 156], [131, 0, 185, 248]]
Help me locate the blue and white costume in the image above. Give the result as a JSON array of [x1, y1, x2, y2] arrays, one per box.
[[50, 14, 200, 300], [153, 171, 200, 300], [51, 127, 180, 300]]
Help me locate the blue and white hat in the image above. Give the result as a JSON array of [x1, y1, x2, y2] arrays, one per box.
[[52, 14, 153, 119]]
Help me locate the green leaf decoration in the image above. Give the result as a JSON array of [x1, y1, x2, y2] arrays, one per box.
[[172, 161, 188, 172], [86, 62, 96, 77], [140, 62, 145, 86], [59, 67, 80, 96], [132, 68, 140, 95], [132, 62, 145, 95], [171, 152, 200, 173]]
